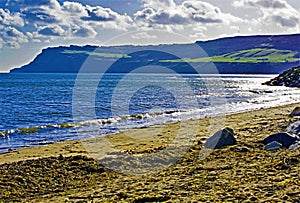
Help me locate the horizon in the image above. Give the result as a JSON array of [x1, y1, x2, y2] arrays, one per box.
[[0, 0, 299, 72]]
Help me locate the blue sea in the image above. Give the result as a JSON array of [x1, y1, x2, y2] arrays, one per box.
[[1, 73, 300, 153]]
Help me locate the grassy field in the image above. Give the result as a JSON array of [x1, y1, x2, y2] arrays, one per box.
[[62, 48, 299, 64], [160, 48, 299, 63], [62, 50, 131, 59]]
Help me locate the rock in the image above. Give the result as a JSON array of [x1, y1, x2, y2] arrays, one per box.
[[231, 146, 250, 152], [290, 107, 300, 117], [263, 132, 299, 148], [204, 128, 236, 149], [264, 141, 282, 151], [287, 121, 300, 135], [263, 66, 300, 88], [289, 141, 300, 150], [237, 147, 250, 152]]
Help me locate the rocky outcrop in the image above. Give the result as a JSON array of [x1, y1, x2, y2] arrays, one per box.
[[263, 66, 300, 88]]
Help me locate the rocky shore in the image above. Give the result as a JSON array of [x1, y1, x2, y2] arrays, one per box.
[[263, 66, 300, 87], [1, 103, 300, 202]]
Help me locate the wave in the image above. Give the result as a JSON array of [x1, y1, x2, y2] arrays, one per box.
[[1, 89, 300, 139], [0, 123, 76, 137], [0, 110, 183, 138]]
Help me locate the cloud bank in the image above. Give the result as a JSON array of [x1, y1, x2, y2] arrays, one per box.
[[0, 0, 299, 48]]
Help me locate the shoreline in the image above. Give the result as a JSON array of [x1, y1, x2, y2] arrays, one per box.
[[1, 102, 300, 202], [1, 102, 299, 164], [1, 98, 300, 155]]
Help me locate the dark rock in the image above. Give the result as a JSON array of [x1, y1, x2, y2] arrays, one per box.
[[263, 132, 299, 148], [204, 128, 236, 149], [263, 66, 300, 88], [287, 120, 300, 135], [289, 141, 300, 150], [264, 141, 282, 151], [290, 107, 300, 117]]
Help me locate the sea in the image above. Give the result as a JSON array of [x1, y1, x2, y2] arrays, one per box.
[[1, 73, 300, 153]]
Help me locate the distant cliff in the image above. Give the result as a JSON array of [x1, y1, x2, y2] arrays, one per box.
[[10, 34, 300, 74], [263, 66, 300, 88]]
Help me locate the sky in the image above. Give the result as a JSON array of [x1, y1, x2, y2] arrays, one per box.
[[0, 0, 299, 72]]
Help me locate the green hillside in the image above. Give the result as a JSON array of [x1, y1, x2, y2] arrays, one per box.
[[161, 48, 299, 63], [62, 50, 131, 59]]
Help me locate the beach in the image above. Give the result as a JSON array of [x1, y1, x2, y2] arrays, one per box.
[[1, 102, 300, 202]]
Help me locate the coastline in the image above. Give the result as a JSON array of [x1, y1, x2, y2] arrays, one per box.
[[1, 102, 300, 202]]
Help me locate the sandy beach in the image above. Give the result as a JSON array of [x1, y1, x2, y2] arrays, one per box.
[[1, 103, 300, 202]]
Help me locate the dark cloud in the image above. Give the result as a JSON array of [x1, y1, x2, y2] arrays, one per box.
[[193, 16, 222, 23], [21, 8, 59, 23], [272, 15, 299, 27], [151, 11, 187, 24], [247, 0, 286, 8]]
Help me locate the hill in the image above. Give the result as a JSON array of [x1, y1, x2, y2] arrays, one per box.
[[10, 34, 300, 74]]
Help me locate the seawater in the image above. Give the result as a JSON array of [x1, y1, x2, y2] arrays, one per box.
[[1, 73, 300, 153]]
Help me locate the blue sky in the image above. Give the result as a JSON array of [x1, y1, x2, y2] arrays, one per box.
[[0, 0, 299, 72]]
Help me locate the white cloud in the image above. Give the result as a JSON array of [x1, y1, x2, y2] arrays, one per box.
[[0, 0, 133, 48], [2, 26, 28, 48], [62, 1, 87, 15], [38, 25, 65, 36], [142, 0, 177, 10], [0, 0, 298, 49], [0, 8, 24, 26], [72, 25, 97, 38], [134, 0, 242, 28], [233, 0, 299, 28]]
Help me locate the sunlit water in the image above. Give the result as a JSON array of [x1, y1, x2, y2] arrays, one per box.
[[0, 73, 300, 153]]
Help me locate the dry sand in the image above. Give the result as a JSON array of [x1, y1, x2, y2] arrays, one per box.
[[1, 103, 300, 202]]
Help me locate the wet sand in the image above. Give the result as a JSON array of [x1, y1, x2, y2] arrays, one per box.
[[1, 103, 300, 202]]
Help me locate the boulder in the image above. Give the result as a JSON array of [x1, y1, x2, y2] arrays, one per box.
[[290, 107, 300, 117], [264, 141, 282, 151], [263, 132, 298, 148], [287, 121, 300, 135], [289, 141, 300, 150], [204, 128, 236, 149]]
